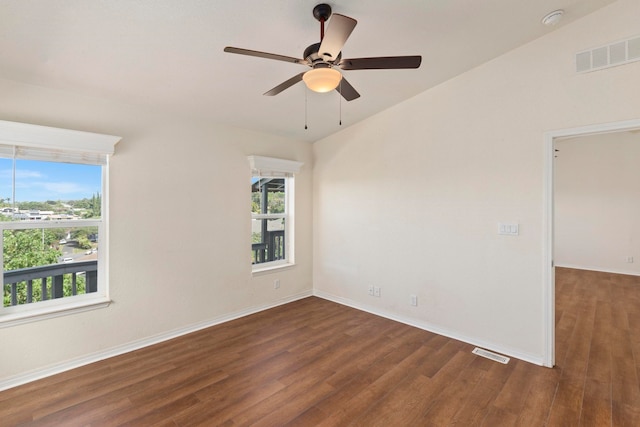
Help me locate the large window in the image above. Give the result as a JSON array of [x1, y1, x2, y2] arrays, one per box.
[[249, 156, 302, 272], [0, 120, 119, 326]]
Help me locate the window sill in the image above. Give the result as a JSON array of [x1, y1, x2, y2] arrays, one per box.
[[0, 297, 111, 328], [252, 262, 296, 276]]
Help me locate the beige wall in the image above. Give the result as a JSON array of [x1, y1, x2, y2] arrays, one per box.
[[0, 78, 313, 384], [555, 131, 640, 275], [313, 0, 640, 363]]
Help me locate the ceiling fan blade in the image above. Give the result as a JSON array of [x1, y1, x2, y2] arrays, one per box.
[[318, 14, 357, 62], [335, 77, 360, 101], [263, 72, 306, 96], [224, 47, 308, 65], [339, 56, 422, 70]]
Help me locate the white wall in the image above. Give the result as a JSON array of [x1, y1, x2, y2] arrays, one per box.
[[555, 131, 640, 275], [313, 0, 640, 364], [0, 78, 313, 386]]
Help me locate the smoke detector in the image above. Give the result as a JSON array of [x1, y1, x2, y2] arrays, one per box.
[[541, 9, 564, 26]]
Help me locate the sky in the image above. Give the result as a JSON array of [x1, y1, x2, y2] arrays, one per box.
[[0, 158, 101, 203]]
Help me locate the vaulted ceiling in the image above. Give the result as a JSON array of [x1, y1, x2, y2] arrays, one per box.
[[0, 0, 617, 142]]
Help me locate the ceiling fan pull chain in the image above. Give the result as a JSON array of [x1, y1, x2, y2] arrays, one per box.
[[305, 87, 308, 130], [339, 79, 342, 126]]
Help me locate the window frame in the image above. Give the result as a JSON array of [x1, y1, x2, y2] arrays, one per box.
[[248, 156, 302, 274], [0, 120, 120, 328], [251, 176, 291, 270]]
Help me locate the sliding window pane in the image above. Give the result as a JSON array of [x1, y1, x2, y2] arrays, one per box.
[[11, 159, 102, 220], [3, 226, 99, 307]]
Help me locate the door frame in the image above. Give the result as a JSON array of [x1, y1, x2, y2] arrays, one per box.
[[543, 118, 640, 367]]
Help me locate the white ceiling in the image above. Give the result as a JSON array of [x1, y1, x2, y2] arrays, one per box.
[[0, 0, 617, 142]]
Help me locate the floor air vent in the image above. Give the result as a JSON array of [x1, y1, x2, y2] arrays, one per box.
[[472, 347, 510, 364]]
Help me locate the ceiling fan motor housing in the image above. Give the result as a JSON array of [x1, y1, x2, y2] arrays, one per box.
[[303, 42, 341, 67]]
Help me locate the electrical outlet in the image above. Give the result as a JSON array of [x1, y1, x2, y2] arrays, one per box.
[[374, 286, 381, 297], [368, 285, 374, 296], [274, 279, 280, 289], [627, 256, 634, 263], [410, 295, 418, 306]]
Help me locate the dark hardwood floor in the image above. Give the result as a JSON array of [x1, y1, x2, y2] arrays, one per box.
[[1, 267, 639, 426]]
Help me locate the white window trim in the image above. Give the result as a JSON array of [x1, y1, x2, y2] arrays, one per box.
[[0, 120, 118, 155], [249, 156, 302, 274], [248, 156, 303, 176], [0, 120, 120, 327]]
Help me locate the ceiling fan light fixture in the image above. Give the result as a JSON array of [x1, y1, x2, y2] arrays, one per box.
[[303, 67, 342, 93]]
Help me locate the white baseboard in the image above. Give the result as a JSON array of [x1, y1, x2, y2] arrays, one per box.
[[0, 290, 313, 392], [313, 289, 544, 367], [555, 264, 640, 277]]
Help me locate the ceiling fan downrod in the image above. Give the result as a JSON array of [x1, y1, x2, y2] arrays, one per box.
[[313, 3, 332, 41]]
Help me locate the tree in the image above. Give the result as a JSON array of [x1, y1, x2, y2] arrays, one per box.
[[3, 229, 64, 306], [81, 193, 101, 218], [3, 229, 60, 271], [251, 190, 284, 214], [76, 236, 92, 250], [2, 229, 90, 307]]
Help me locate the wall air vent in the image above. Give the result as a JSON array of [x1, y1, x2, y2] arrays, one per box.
[[576, 35, 640, 73], [472, 347, 510, 364]]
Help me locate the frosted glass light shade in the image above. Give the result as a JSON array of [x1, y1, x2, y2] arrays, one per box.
[[303, 68, 342, 93]]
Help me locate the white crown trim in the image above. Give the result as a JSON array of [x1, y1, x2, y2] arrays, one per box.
[[248, 155, 303, 175]]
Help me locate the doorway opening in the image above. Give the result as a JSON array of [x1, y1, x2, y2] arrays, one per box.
[[543, 119, 640, 367]]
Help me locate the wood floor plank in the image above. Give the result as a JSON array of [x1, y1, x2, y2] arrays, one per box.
[[612, 399, 640, 426], [414, 355, 487, 425], [27, 396, 132, 427], [354, 374, 432, 426], [515, 369, 559, 426], [480, 406, 519, 426], [355, 346, 469, 425], [449, 381, 500, 426], [2, 268, 640, 426], [116, 369, 229, 422], [587, 300, 613, 384], [580, 379, 612, 426], [610, 328, 640, 407], [173, 380, 285, 426], [546, 378, 584, 426], [229, 369, 335, 426], [314, 341, 430, 425], [283, 405, 329, 427], [493, 359, 540, 415], [25, 361, 177, 422]]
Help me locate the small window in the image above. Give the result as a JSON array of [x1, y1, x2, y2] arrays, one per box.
[[252, 177, 289, 266], [248, 156, 303, 272]]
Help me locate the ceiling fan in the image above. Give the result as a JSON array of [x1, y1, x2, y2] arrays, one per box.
[[224, 3, 422, 101]]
